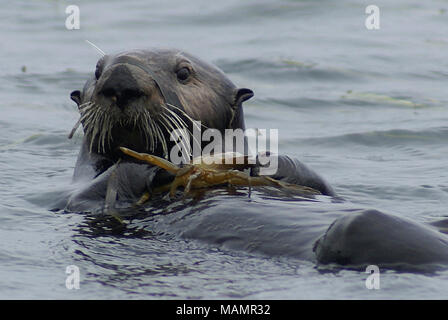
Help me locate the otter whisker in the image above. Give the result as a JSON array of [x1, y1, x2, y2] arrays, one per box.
[[163, 110, 191, 136], [79, 102, 95, 117], [148, 115, 157, 153], [80, 102, 114, 154], [165, 108, 202, 151], [161, 114, 192, 161], [146, 115, 154, 152], [80, 106, 98, 125], [163, 106, 190, 131], [154, 120, 168, 158], [77, 94, 205, 157], [78, 101, 94, 110], [165, 103, 207, 131], [90, 109, 103, 153], [85, 40, 106, 57], [159, 115, 176, 155], [69, 102, 96, 139], [106, 111, 115, 153], [161, 105, 202, 154], [164, 108, 194, 138], [68, 118, 82, 139], [101, 111, 110, 154], [137, 113, 151, 152]]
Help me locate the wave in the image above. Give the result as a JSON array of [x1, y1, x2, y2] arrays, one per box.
[[216, 57, 365, 83], [287, 127, 448, 148]]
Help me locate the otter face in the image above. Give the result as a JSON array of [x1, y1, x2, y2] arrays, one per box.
[[70, 49, 253, 160]]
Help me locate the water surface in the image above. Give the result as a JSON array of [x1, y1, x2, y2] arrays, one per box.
[[1, 0, 448, 299]]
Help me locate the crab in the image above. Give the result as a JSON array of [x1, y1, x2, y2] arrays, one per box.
[[119, 146, 321, 203]]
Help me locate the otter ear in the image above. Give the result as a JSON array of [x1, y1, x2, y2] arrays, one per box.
[[234, 88, 254, 105], [70, 90, 81, 106]]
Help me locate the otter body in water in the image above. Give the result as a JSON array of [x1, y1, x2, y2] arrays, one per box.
[[62, 48, 448, 270]]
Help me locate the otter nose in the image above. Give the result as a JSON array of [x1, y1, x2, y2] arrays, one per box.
[[99, 64, 144, 110]]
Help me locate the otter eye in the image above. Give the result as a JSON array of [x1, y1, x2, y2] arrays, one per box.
[[95, 61, 103, 80], [176, 67, 190, 82]]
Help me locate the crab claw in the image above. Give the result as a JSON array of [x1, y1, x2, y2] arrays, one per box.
[[119, 147, 180, 174]]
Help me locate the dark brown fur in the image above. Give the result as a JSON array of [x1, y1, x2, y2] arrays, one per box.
[[70, 49, 254, 179]]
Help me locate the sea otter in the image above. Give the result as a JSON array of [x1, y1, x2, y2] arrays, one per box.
[[65, 48, 334, 210], [62, 48, 448, 270]]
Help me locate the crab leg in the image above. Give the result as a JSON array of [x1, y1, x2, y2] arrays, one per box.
[[120, 147, 180, 174]]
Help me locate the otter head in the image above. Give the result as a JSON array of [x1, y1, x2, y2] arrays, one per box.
[[70, 49, 254, 163]]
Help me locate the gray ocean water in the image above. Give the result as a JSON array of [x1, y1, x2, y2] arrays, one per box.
[[2, 0, 448, 299]]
